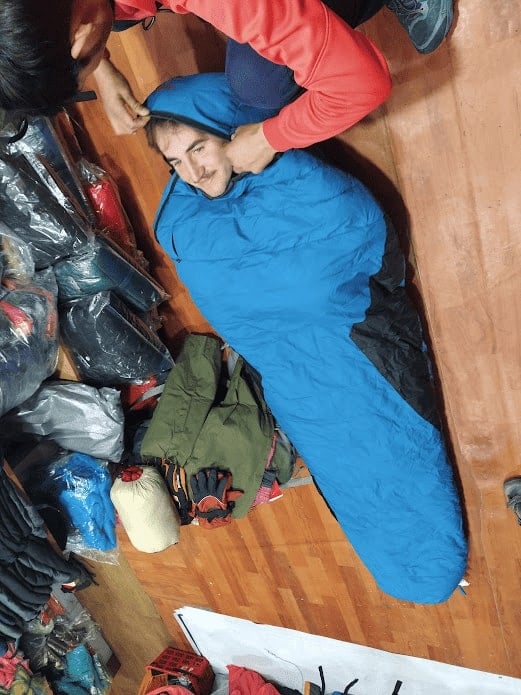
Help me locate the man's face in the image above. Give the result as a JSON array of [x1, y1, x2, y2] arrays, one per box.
[[155, 123, 234, 198]]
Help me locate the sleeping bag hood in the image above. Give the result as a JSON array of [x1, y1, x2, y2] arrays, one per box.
[[145, 73, 279, 139]]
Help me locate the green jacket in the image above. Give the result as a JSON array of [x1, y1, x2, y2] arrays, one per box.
[[140, 334, 294, 517]]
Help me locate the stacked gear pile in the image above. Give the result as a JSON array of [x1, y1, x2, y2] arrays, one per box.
[[0, 465, 93, 645], [19, 594, 111, 695], [3, 380, 126, 560], [0, 111, 178, 657], [0, 263, 59, 418], [0, 114, 173, 391], [0, 110, 176, 553], [137, 333, 296, 536], [0, 642, 50, 694]]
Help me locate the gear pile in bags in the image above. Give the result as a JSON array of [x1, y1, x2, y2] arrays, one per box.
[[0, 112, 295, 621], [0, 110, 177, 669]]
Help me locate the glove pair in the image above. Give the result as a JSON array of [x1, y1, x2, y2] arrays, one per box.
[[190, 468, 242, 529]]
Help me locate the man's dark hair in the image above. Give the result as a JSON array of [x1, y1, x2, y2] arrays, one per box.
[[0, 0, 81, 117]]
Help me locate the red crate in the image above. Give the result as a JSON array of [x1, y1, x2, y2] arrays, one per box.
[[143, 647, 214, 695]]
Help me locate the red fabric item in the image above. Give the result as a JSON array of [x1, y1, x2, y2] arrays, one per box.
[[84, 176, 137, 255], [121, 465, 144, 482], [120, 376, 159, 411], [146, 687, 193, 695], [0, 644, 31, 689], [253, 431, 282, 506], [0, 301, 33, 336], [228, 664, 281, 695], [113, 0, 391, 151]]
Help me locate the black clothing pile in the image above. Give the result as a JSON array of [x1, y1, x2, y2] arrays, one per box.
[[0, 466, 92, 643]]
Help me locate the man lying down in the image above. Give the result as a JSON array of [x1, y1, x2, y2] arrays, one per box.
[[141, 72, 467, 604]]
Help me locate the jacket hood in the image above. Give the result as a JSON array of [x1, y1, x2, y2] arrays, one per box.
[[145, 73, 278, 139]]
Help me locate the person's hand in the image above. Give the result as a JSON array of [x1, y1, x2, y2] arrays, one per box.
[[224, 122, 277, 174], [93, 57, 150, 135]]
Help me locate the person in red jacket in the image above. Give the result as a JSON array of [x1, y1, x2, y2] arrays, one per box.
[[0, 0, 452, 174]]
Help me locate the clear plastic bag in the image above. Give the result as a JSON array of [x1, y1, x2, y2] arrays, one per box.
[[2, 114, 96, 223], [21, 604, 112, 694], [0, 267, 59, 416], [54, 235, 168, 313], [22, 450, 118, 559], [3, 380, 125, 462], [0, 153, 92, 268], [78, 158, 139, 257], [59, 291, 174, 386], [0, 221, 35, 285]]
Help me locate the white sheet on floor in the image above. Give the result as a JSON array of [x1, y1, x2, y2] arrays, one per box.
[[174, 606, 521, 694]]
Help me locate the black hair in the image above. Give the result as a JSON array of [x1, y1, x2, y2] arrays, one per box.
[[0, 0, 82, 117]]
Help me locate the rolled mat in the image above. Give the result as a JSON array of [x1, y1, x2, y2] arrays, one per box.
[[110, 466, 180, 552]]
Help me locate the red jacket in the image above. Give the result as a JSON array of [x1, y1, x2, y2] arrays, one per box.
[[114, 0, 391, 151], [227, 665, 282, 694]]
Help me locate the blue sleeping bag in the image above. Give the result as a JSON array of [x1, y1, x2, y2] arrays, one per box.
[[148, 73, 468, 603]]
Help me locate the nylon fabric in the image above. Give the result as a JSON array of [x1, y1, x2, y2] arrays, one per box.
[[150, 74, 467, 603], [140, 334, 294, 518]]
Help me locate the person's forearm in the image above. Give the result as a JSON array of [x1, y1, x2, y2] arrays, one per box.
[[262, 26, 391, 151], [92, 52, 116, 87], [168, 0, 391, 149]]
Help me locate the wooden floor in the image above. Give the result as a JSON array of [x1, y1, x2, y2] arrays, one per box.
[[71, 2, 521, 692]]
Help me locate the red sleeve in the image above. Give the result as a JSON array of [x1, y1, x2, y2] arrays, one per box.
[[167, 0, 392, 151], [114, 0, 158, 21]]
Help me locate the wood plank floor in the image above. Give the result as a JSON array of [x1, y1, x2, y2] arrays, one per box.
[[71, 2, 521, 692]]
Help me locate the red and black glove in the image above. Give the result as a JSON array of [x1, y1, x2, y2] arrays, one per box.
[[190, 468, 242, 529], [160, 460, 195, 525]]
